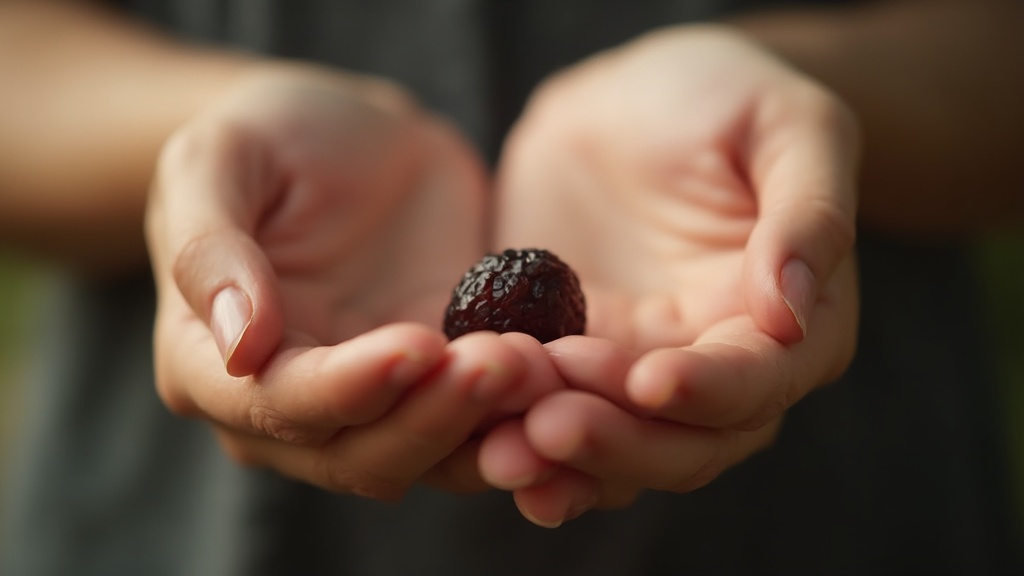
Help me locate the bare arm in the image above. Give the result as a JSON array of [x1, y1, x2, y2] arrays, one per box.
[[735, 0, 1024, 237], [0, 0, 251, 274], [3, 0, 1019, 274]]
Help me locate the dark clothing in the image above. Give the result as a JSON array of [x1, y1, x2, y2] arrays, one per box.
[[2, 1, 1021, 574]]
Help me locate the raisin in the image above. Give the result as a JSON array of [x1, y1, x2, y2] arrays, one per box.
[[443, 248, 586, 344]]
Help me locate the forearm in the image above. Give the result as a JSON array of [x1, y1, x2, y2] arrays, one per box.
[[0, 0, 254, 274], [733, 0, 1024, 237]]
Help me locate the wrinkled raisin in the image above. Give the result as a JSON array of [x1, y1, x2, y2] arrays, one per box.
[[443, 248, 586, 343]]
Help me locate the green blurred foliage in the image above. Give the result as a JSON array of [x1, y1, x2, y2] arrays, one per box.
[[0, 254, 45, 462], [0, 258, 41, 359], [975, 230, 1024, 519]]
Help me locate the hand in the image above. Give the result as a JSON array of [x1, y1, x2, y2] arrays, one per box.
[[145, 63, 560, 499], [480, 25, 860, 526]]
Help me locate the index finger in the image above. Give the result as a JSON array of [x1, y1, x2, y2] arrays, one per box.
[[154, 318, 448, 446], [627, 258, 857, 429]]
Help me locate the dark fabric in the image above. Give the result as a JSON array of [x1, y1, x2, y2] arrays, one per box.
[[2, 1, 1021, 575], [115, 0, 854, 160]]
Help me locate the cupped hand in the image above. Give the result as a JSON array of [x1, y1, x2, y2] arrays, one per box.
[[145, 63, 560, 499], [481, 25, 860, 526]]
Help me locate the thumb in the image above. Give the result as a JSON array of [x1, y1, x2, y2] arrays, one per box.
[[742, 91, 859, 344], [148, 123, 285, 376], [172, 231, 284, 376]]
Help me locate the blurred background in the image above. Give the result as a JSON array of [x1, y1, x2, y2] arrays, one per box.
[[0, 252, 45, 500], [1, 231, 1023, 524], [976, 230, 1024, 517]]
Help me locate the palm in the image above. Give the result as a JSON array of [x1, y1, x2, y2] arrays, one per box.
[[213, 71, 486, 346], [149, 67, 530, 498], [496, 37, 770, 352]]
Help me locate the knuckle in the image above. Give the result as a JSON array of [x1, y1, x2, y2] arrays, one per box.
[[814, 197, 858, 257], [738, 396, 788, 432], [315, 457, 409, 502], [777, 194, 856, 268], [169, 232, 210, 293], [248, 403, 323, 446], [668, 445, 731, 494]]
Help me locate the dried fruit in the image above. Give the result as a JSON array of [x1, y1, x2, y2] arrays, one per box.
[[443, 248, 586, 343]]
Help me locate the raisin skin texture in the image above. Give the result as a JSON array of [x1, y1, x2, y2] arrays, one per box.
[[443, 248, 586, 344]]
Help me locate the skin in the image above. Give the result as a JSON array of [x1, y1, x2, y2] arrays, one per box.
[[1, 0, 1022, 527], [483, 27, 860, 526], [0, 0, 245, 273], [146, 65, 568, 498]]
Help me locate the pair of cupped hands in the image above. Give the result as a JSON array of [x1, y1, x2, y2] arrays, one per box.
[[145, 26, 859, 528]]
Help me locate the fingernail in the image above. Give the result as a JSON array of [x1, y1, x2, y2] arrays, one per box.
[[521, 508, 563, 529], [780, 259, 815, 338], [212, 286, 252, 365]]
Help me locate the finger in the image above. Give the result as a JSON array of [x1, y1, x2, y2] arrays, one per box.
[[221, 331, 528, 500], [742, 86, 860, 344], [156, 319, 448, 445], [491, 331, 567, 415], [148, 121, 285, 376], [524, 390, 779, 493], [627, 331, 788, 430], [511, 468, 638, 528], [466, 332, 567, 489], [478, 419, 557, 490], [627, 261, 857, 428], [541, 336, 642, 412]]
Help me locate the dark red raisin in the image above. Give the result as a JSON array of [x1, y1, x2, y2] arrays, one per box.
[[443, 248, 586, 344]]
